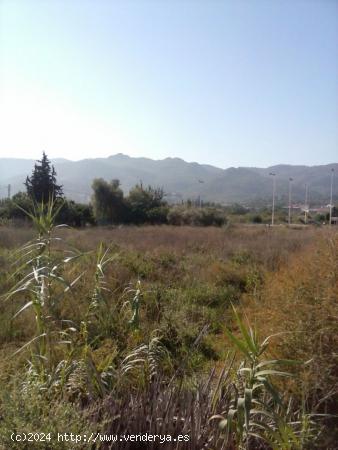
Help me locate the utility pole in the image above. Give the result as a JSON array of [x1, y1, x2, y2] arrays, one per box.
[[269, 172, 276, 226], [288, 177, 293, 226], [7, 184, 11, 199], [329, 168, 334, 226]]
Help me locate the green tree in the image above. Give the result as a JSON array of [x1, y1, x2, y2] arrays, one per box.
[[0, 192, 33, 221], [127, 184, 167, 224], [91, 178, 125, 224], [25, 152, 63, 202], [56, 200, 95, 227]]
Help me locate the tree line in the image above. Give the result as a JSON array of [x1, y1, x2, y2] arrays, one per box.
[[0, 152, 227, 227]]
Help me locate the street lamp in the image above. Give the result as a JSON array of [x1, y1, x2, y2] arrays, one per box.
[[269, 172, 276, 226], [329, 168, 334, 226], [288, 177, 293, 226], [198, 179, 204, 208], [304, 183, 309, 224]]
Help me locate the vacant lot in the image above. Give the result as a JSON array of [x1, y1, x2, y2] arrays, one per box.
[[0, 223, 336, 449]]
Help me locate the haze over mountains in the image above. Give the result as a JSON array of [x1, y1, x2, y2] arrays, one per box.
[[0, 154, 337, 205]]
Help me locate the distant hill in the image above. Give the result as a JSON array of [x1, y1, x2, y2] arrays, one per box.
[[0, 154, 337, 205]]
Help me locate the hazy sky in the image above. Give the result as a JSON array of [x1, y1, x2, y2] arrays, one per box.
[[0, 0, 337, 168]]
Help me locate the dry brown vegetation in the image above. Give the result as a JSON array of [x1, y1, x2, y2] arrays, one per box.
[[242, 232, 338, 432]]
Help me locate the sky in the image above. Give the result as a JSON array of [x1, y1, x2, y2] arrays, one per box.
[[0, 0, 337, 168]]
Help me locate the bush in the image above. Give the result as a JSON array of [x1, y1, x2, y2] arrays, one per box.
[[167, 206, 227, 227], [0, 196, 94, 227], [56, 200, 95, 226], [251, 214, 263, 223], [0, 384, 92, 450], [0, 193, 33, 221], [126, 184, 167, 224], [146, 206, 169, 224]]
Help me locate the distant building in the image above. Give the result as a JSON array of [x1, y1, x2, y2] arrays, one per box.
[[309, 207, 329, 214]]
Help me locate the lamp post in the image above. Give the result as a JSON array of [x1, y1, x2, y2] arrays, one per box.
[[288, 177, 293, 226], [198, 179, 204, 208], [269, 172, 276, 226], [329, 168, 334, 226], [304, 183, 309, 224]]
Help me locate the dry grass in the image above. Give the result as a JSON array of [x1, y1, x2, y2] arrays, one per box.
[[0, 226, 34, 249], [241, 228, 338, 446], [60, 224, 316, 257], [0, 222, 317, 252], [0, 224, 322, 347]]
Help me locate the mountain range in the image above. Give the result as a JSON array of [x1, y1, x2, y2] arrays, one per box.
[[0, 154, 337, 205]]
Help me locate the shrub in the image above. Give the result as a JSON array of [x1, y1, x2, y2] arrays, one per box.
[[126, 184, 167, 224], [167, 206, 226, 227], [0, 196, 94, 227], [0, 385, 92, 450], [251, 214, 263, 223]]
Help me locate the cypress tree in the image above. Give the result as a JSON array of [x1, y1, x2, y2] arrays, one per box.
[[25, 152, 63, 202]]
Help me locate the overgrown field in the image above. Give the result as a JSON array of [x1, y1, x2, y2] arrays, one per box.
[[0, 219, 337, 449]]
